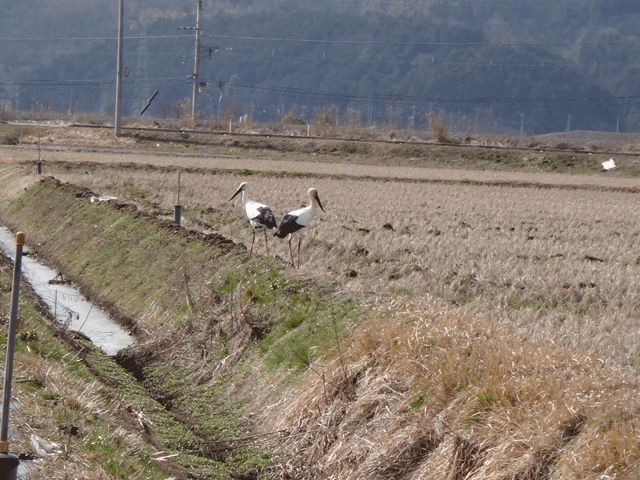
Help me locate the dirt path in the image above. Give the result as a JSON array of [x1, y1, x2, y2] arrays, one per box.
[[3, 144, 640, 190]]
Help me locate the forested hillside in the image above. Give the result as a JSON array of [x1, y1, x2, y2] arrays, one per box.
[[2, 0, 640, 134]]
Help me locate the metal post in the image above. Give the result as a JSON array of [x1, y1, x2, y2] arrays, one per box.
[[115, 0, 124, 137], [0, 452, 18, 480], [0, 232, 24, 480], [174, 172, 182, 225], [191, 0, 202, 121], [37, 134, 42, 174]]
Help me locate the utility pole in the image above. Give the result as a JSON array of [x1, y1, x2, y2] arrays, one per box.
[[191, 0, 202, 121], [115, 0, 124, 137]]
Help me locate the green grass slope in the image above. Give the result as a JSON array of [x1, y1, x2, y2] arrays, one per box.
[[0, 172, 360, 479]]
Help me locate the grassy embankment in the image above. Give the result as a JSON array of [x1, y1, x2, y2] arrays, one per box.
[[0, 254, 172, 479], [0, 164, 360, 479]]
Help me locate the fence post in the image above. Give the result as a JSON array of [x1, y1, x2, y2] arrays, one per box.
[[37, 135, 42, 174], [0, 232, 24, 479], [174, 172, 182, 225]]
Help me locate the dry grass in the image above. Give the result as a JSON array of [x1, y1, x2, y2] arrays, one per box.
[[6, 351, 148, 480], [264, 297, 640, 479], [428, 111, 451, 143]]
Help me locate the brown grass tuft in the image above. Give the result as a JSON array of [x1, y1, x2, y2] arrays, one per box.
[[264, 298, 640, 479], [428, 110, 450, 143]]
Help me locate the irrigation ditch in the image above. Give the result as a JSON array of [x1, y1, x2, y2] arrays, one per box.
[[0, 225, 135, 356], [0, 173, 361, 479]]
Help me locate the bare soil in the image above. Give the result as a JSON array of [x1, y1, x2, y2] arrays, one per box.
[[6, 126, 640, 192]]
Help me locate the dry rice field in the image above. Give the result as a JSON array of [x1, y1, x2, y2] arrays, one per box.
[[21, 144, 640, 371], [6, 133, 640, 478]]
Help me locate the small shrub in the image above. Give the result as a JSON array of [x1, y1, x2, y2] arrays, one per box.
[[312, 104, 339, 126], [0, 130, 21, 145], [427, 111, 450, 143]]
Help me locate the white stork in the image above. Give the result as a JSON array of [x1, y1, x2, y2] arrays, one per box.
[[274, 187, 325, 268], [230, 182, 277, 256]]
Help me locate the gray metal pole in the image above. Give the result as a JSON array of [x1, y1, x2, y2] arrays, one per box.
[[115, 0, 124, 136], [1, 233, 24, 442], [174, 172, 182, 225], [177, 172, 181, 205], [191, 0, 202, 121], [37, 134, 42, 174]]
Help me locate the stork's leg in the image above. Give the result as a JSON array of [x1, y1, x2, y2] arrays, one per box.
[[297, 238, 302, 268], [249, 229, 256, 257], [263, 229, 269, 255], [288, 237, 295, 267]]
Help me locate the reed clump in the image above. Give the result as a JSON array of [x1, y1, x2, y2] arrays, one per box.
[[265, 298, 640, 479]]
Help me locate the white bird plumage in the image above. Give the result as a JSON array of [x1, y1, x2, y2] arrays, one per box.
[[274, 187, 325, 268], [230, 182, 277, 256], [602, 158, 616, 170]]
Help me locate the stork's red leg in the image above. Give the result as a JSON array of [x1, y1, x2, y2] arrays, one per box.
[[288, 237, 295, 267], [249, 230, 255, 257]]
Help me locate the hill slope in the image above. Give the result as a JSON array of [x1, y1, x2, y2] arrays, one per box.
[[2, 1, 640, 133]]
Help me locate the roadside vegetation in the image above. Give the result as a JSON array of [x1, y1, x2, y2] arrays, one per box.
[[0, 255, 170, 479], [1, 121, 640, 478], [267, 299, 640, 479], [0, 170, 360, 478]]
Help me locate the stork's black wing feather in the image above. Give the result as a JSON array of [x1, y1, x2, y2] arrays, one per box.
[[274, 214, 302, 238], [254, 206, 277, 229]]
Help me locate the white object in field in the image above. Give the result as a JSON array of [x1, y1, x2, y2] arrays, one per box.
[[90, 195, 117, 203], [602, 158, 616, 170], [30, 434, 61, 457]]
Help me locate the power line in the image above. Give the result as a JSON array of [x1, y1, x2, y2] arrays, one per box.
[[0, 32, 638, 48], [207, 81, 640, 108], [0, 35, 191, 42], [3, 76, 635, 108], [202, 33, 640, 47], [0, 78, 184, 91], [326, 0, 640, 14], [211, 44, 640, 70]]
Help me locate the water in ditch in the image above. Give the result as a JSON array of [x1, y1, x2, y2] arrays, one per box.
[[0, 226, 135, 356]]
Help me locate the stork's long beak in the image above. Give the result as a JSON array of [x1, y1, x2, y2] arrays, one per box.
[[230, 187, 243, 201], [315, 193, 325, 212]]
